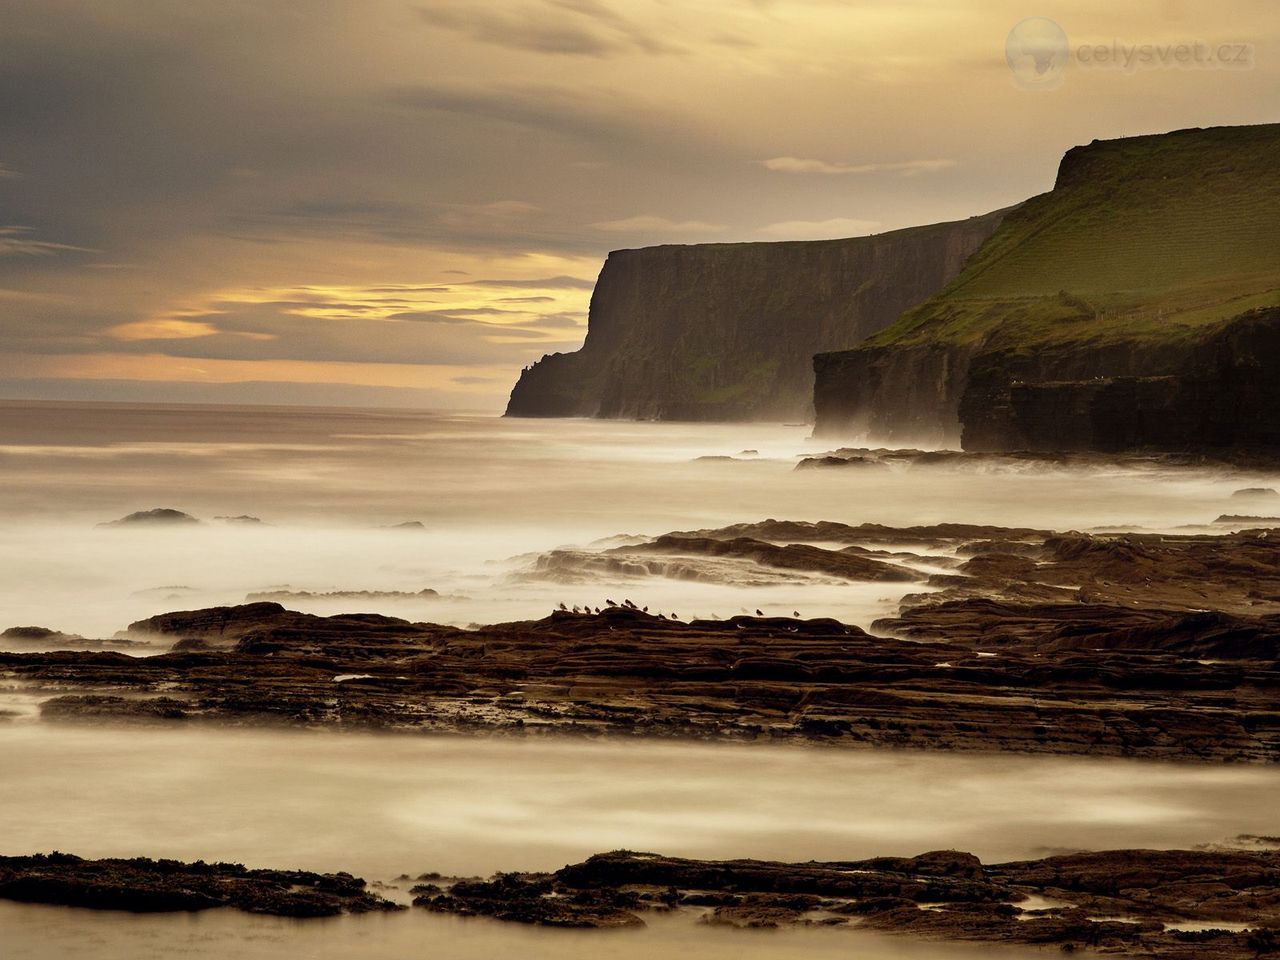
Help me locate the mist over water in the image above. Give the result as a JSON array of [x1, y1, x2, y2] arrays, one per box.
[[0, 903, 1042, 960], [3, 401, 1279, 958], [3, 725, 1277, 960], [4, 726, 1277, 876], [0, 401, 1271, 640]]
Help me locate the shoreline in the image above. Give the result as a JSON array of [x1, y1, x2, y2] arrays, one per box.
[[3, 847, 1277, 959]]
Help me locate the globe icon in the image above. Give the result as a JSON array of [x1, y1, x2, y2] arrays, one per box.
[[1005, 17, 1069, 89]]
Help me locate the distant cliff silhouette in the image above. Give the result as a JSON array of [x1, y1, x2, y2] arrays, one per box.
[[505, 211, 1009, 422]]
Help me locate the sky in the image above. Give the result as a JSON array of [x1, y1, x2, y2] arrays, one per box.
[[0, 0, 1276, 411]]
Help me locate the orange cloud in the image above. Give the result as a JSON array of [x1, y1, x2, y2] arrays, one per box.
[[0, 352, 515, 394], [106, 319, 221, 341]]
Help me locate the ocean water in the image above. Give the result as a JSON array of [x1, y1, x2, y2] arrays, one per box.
[[2, 400, 1277, 958], [0, 400, 1270, 640], [2, 725, 1277, 960]]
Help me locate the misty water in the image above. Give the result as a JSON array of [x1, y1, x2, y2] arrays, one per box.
[[3, 725, 1279, 959], [0, 400, 1272, 640], [4, 400, 1280, 957]]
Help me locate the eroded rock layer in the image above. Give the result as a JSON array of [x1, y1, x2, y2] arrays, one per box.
[[5, 520, 1280, 762]]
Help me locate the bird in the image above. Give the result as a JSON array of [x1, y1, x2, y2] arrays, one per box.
[[624, 599, 636, 609], [671, 612, 679, 620], [558, 602, 567, 611], [572, 605, 580, 614], [642, 606, 648, 613], [755, 608, 763, 617], [793, 610, 801, 618], [606, 598, 617, 607]]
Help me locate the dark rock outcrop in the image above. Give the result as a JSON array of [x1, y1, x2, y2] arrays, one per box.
[[417, 848, 1280, 958], [121, 601, 429, 651], [10, 516, 1280, 762], [98, 508, 199, 527], [507, 211, 1008, 422], [0, 852, 401, 917], [2, 626, 80, 643]]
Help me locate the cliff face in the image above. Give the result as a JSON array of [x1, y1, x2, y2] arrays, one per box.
[[506, 210, 1008, 422], [814, 123, 1280, 450]]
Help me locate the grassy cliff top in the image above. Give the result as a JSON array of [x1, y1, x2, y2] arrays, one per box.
[[864, 123, 1280, 351]]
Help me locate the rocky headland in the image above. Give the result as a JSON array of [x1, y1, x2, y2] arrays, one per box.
[[506, 210, 1007, 422], [814, 123, 1280, 451]]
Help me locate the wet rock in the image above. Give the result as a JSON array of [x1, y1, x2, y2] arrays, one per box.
[[417, 848, 1280, 957], [623, 535, 923, 582], [0, 852, 402, 917], [2, 585, 1277, 761], [415, 873, 643, 928]]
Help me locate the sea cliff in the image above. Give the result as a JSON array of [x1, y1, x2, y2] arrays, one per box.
[[506, 211, 1008, 421], [814, 123, 1280, 450]]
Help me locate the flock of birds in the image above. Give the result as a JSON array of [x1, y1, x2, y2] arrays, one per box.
[[556, 599, 802, 621]]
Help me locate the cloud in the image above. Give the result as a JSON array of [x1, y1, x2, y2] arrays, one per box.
[[761, 157, 958, 175], [3, 0, 1274, 408], [0, 225, 92, 258], [415, 1, 681, 58], [417, 5, 619, 57], [386, 81, 640, 144], [464, 275, 596, 290], [592, 215, 726, 234], [91, 301, 578, 367], [754, 217, 882, 239], [107, 319, 221, 341]]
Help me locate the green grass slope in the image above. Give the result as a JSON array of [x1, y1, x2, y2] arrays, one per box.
[[867, 123, 1280, 352]]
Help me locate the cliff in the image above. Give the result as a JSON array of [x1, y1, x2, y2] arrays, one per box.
[[814, 123, 1280, 450], [505, 211, 1009, 421]]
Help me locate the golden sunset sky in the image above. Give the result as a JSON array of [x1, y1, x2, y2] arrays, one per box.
[[1, 0, 1276, 409]]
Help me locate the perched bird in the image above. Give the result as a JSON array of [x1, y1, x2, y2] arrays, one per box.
[[606, 598, 617, 607], [642, 606, 648, 613], [558, 602, 567, 611], [572, 605, 580, 614], [755, 608, 763, 617], [671, 612, 679, 620], [624, 599, 636, 609], [793, 610, 801, 618]]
